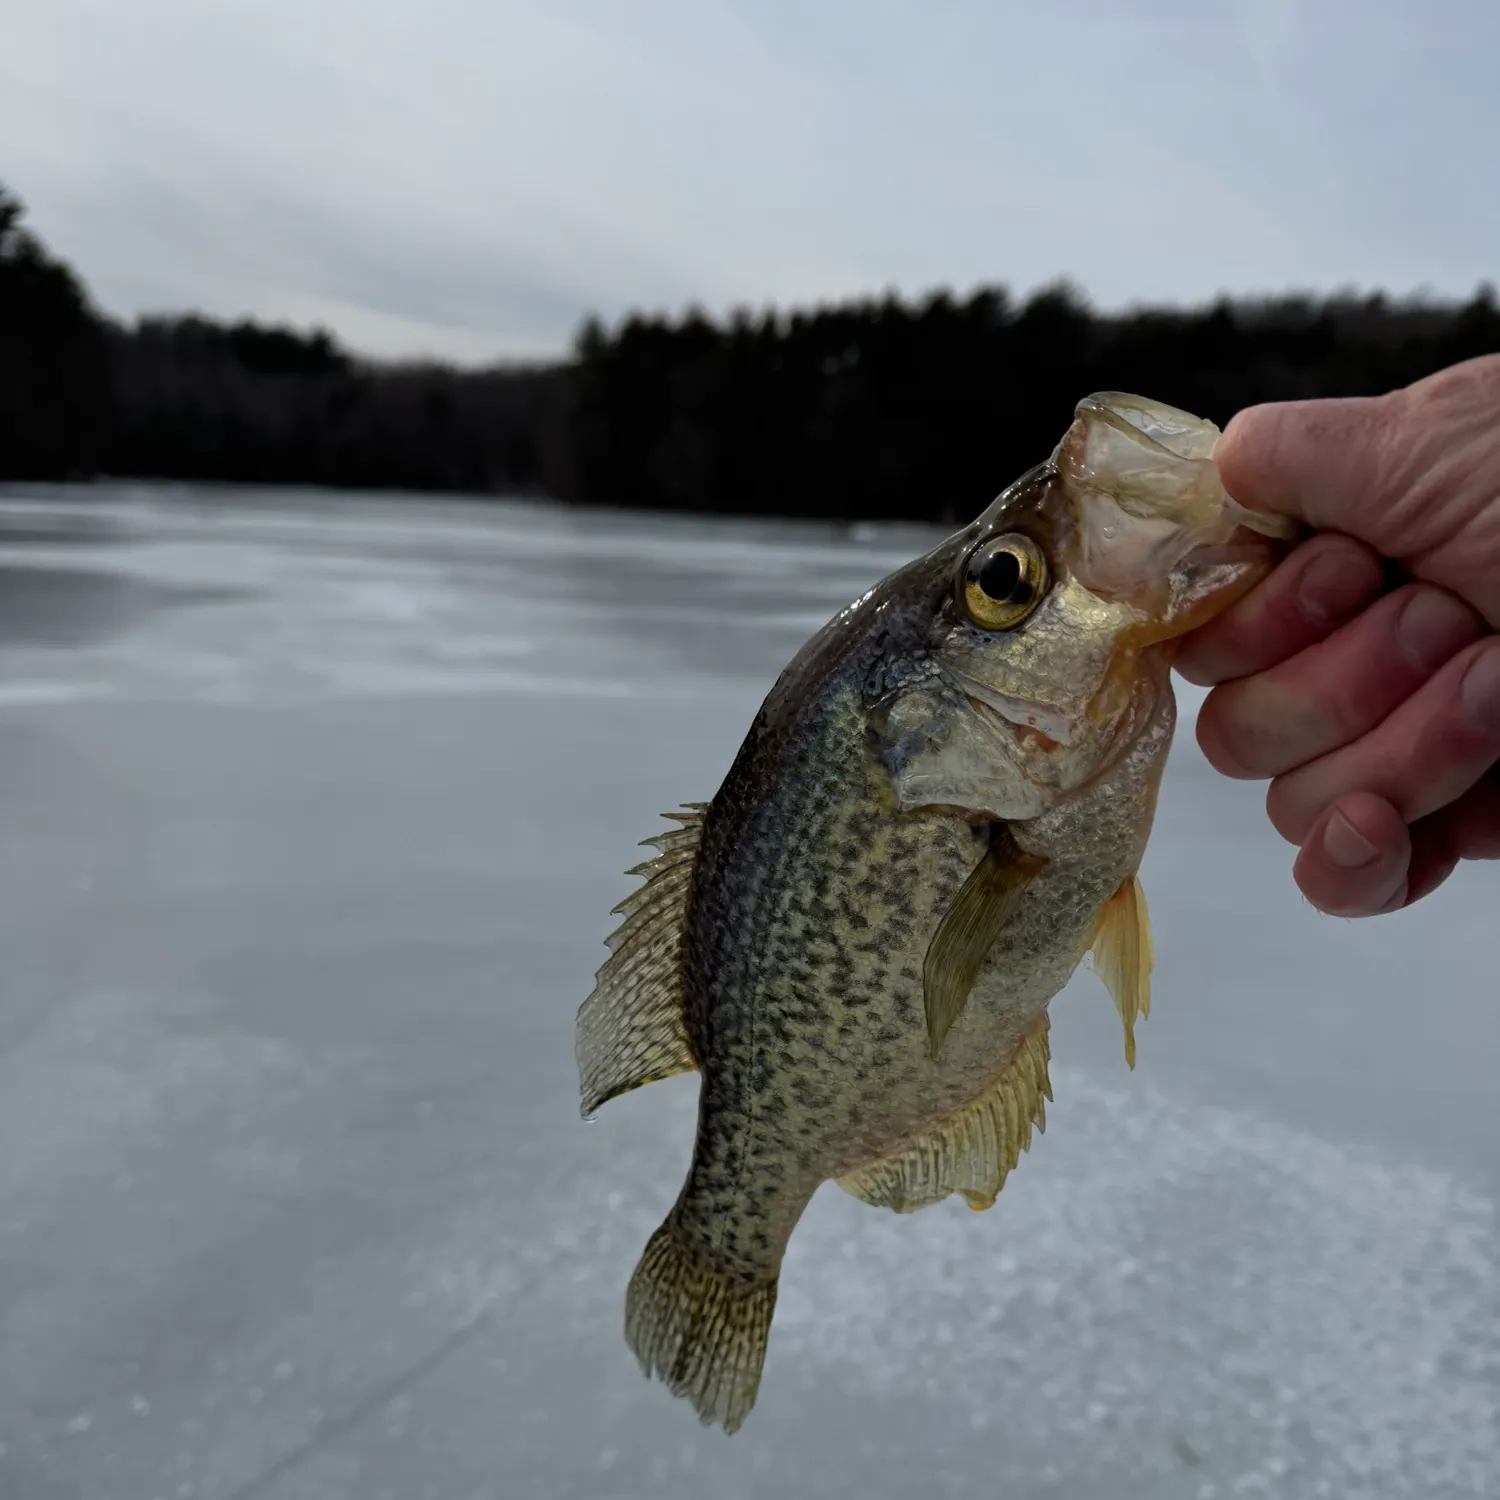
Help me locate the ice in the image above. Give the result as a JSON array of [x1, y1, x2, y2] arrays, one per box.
[[0, 482, 1492, 1500]]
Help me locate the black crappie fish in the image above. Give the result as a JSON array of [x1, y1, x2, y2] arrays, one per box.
[[575, 393, 1294, 1433]]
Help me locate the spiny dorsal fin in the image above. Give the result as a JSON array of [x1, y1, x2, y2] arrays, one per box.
[[1089, 874, 1154, 1069], [923, 825, 1047, 1059], [835, 1014, 1053, 1214], [575, 804, 709, 1117]]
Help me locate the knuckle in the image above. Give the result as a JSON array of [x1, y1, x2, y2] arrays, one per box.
[[1405, 351, 1500, 409], [1323, 660, 1389, 742]]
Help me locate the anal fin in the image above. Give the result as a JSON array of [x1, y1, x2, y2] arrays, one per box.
[[835, 1015, 1053, 1214], [575, 804, 708, 1117], [1089, 874, 1154, 1069]]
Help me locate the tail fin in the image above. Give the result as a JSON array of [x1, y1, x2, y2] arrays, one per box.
[[624, 1219, 778, 1434]]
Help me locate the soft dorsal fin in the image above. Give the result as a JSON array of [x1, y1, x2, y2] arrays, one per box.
[[835, 1013, 1053, 1214], [1089, 874, 1154, 1069], [923, 824, 1047, 1059], [575, 805, 708, 1117]]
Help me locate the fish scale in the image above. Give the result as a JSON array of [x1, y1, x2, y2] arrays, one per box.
[[576, 392, 1293, 1433]]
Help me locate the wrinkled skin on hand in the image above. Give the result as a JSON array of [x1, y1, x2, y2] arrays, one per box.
[[1176, 354, 1500, 917]]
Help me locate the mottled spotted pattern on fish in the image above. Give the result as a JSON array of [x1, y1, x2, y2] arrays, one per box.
[[669, 562, 1170, 1277], [576, 393, 1293, 1433]]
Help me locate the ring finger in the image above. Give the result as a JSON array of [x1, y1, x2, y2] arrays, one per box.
[[1268, 637, 1500, 843]]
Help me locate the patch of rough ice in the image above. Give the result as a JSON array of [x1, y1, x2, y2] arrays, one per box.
[[462, 1067, 1499, 1498], [0, 989, 320, 1208], [0, 681, 116, 707]]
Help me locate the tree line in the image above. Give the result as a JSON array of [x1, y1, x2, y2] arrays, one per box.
[[0, 184, 570, 499], [4, 180, 1498, 523]]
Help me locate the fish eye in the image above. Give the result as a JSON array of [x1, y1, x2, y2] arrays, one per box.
[[959, 533, 1050, 631]]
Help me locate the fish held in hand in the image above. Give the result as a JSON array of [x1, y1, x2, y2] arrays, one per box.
[[575, 393, 1293, 1433]]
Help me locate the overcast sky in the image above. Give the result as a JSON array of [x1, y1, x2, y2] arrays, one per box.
[[5, 0, 1496, 365]]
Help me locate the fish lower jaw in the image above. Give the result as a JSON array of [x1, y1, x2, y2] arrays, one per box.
[[1002, 673, 1165, 807], [960, 680, 1149, 788], [946, 673, 1073, 747], [954, 691, 1066, 757]]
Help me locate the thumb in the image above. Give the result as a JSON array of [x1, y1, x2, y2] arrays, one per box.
[[1212, 393, 1398, 537]]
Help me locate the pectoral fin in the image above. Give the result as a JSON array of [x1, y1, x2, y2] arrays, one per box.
[[1090, 874, 1154, 1069], [923, 825, 1047, 1059]]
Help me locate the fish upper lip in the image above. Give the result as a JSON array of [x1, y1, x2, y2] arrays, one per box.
[[944, 669, 1073, 746]]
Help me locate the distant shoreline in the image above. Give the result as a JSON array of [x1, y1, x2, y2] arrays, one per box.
[[0, 477, 955, 554], [6, 181, 1499, 525]]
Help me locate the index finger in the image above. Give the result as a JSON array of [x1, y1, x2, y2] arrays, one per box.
[[1174, 531, 1386, 686]]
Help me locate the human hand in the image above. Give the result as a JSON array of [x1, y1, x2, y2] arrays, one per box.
[[1175, 354, 1500, 917]]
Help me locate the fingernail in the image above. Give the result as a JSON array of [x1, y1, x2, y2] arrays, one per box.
[[1322, 809, 1380, 869], [1376, 881, 1411, 915], [1396, 590, 1476, 672], [1298, 547, 1380, 624], [1460, 647, 1500, 730]]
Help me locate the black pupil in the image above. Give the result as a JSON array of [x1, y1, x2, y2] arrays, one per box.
[[978, 549, 1027, 604]]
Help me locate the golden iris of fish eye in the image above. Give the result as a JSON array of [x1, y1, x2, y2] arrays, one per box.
[[959, 533, 1050, 631]]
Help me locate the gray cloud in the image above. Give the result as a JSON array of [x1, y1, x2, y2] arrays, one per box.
[[93, 166, 616, 354], [3, 0, 1495, 363]]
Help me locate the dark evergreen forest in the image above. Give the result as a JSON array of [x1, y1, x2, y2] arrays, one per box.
[[4, 181, 1497, 523]]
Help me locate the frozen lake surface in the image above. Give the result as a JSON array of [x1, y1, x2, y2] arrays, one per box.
[[0, 482, 1493, 1500]]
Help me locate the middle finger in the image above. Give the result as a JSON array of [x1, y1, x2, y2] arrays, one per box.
[[1196, 584, 1483, 780]]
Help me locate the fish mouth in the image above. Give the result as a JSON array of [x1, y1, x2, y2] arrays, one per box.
[[1055, 392, 1299, 607]]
